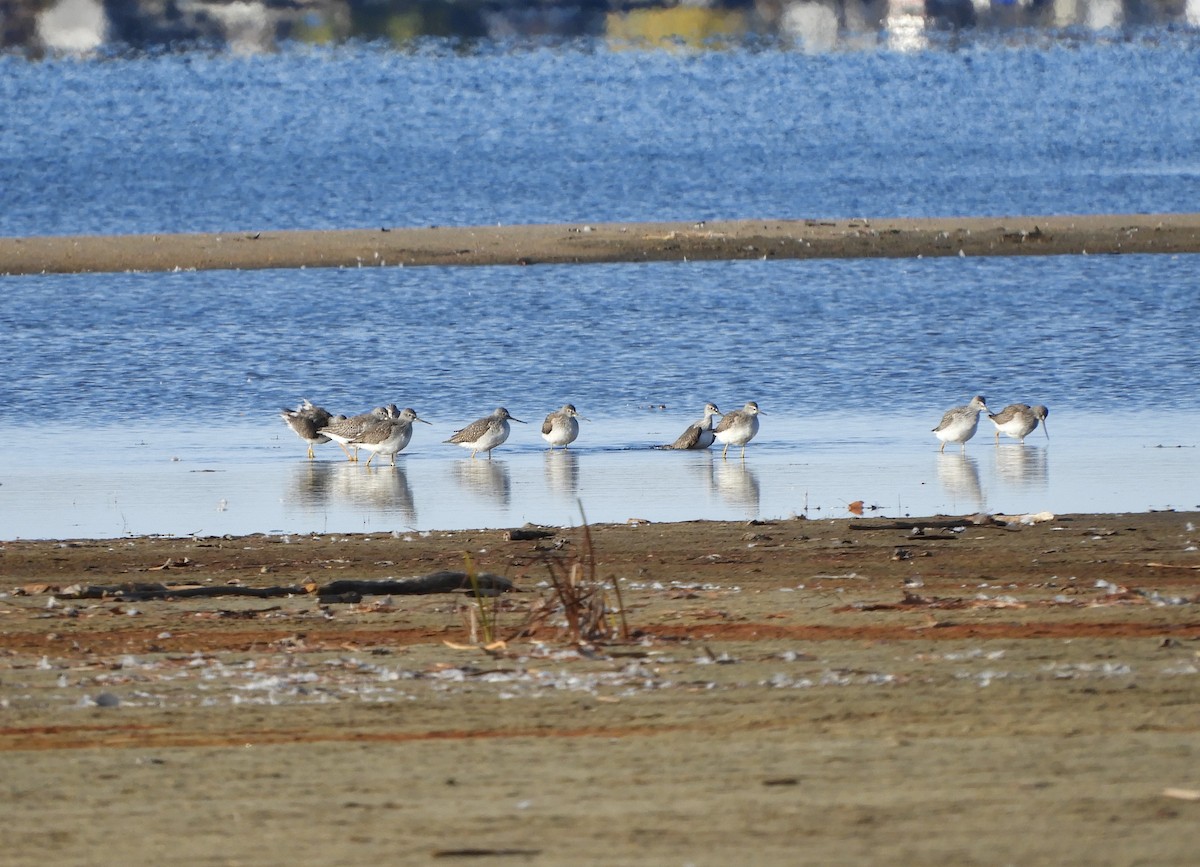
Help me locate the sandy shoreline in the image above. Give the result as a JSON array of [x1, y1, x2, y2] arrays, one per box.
[[3, 512, 1199, 864], [3, 212, 1200, 275]]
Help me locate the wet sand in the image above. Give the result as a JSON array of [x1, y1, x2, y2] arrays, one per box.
[[3, 212, 1200, 274], [3, 512, 1199, 864]]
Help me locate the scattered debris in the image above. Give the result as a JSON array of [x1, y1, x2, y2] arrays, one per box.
[[995, 511, 1056, 525]]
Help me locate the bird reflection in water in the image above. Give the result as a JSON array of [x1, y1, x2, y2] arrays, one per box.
[[995, 444, 1050, 490], [716, 458, 760, 515], [287, 460, 336, 509], [453, 458, 512, 508], [333, 463, 417, 524], [937, 452, 984, 512], [686, 450, 717, 496], [543, 449, 580, 498]]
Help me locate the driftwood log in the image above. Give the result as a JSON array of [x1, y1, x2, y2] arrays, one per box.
[[847, 517, 1003, 531], [502, 528, 556, 541], [44, 571, 515, 603], [317, 571, 515, 603]]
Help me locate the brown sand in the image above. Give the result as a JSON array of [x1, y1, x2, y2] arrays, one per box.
[[3, 512, 1199, 865], [3, 212, 1200, 274]]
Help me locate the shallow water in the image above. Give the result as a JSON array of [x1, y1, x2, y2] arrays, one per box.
[[3, 407, 1197, 539]]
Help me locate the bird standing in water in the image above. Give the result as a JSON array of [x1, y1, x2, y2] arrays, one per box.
[[351, 407, 431, 467], [714, 401, 763, 460], [320, 405, 399, 461], [446, 407, 525, 459], [933, 395, 989, 453], [664, 403, 723, 450], [541, 404, 587, 450], [989, 403, 1049, 443], [280, 399, 334, 459]]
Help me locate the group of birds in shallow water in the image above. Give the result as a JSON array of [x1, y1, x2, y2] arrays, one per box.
[[280, 395, 1048, 465], [280, 400, 765, 464]]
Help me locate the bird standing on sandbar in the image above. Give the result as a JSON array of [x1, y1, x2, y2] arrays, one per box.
[[989, 403, 1049, 444], [320, 405, 398, 461], [446, 407, 525, 459], [541, 404, 587, 450], [714, 401, 763, 460], [933, 395, 990, 453], [664, 403, 723, 450], [280, 399, 334, 459], [351, 407, 431, 467]]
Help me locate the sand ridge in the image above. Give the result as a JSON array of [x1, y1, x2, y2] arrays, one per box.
[[3, 212, 1200, 275]]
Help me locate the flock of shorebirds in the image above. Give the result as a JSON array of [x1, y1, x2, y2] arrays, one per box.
[[279, 395, 1048, 465], [279, 400, 765, 465]]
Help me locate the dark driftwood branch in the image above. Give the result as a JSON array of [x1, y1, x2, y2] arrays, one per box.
[[49, 571, 515, 602], [319, 571, 515, 601], [57, 583, 299, 601], [503, 528, 556, 541], [847, 518, 1001, 531]]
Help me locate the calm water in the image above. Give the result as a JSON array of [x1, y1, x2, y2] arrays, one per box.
[[2, 35, 1198, 537]]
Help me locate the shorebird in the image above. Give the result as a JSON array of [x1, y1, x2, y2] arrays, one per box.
[[541, 404, 587, 450], [714, 401, 763, 460], [320, 405, 398, 461], [446, 407, 525, 459], [351, 407, 431, 467], [989, 403, 1049, 444], [664, 403, 723, 450], [933, 395, 989, 453], [280, 399, 334, 459]]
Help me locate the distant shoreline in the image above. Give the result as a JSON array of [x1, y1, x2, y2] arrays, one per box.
[[2, 213, 1199, 276]]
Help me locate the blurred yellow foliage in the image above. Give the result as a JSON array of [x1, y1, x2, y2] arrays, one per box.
[[606, 7, 748, 49]]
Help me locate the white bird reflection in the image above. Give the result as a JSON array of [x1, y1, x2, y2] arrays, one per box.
[[716, 459, 761, 515], [333, 463, 417, 524], [936, 453, 984, 511], [543, 449, 580, 498], [995, 444, 1050, 491], [682, 449, 717, 492], [453, 458, 512, 508], [287, 461, 336, 509]]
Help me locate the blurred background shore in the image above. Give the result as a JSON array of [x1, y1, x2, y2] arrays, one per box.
[[7, 0, 1200, 57]]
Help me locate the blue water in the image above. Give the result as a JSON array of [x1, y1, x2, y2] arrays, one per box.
[[1, 34, 1198, 537], [3, 254, 1198, 423], [3, 35, 1200, 237]]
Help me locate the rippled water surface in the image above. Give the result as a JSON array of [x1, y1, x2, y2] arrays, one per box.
[[2, 36, 1198, 536], [4, 255, 1198, 421], [3, 35, 1200, 235]]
